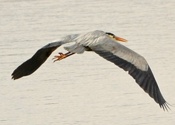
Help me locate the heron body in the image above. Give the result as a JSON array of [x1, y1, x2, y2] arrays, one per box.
[[12, 30, 169, 110]]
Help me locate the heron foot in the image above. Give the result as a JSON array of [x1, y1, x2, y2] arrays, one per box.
[[53, 52, 75, 62], [53, 53, 67, 62]]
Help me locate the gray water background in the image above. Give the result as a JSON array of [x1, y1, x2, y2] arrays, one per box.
[[0, 0, 175, 125]]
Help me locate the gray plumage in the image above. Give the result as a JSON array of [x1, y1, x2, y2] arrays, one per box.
[[12, 30, 169, 110]]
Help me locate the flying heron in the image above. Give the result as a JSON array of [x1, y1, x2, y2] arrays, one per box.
[[11, 30, 169, 110]]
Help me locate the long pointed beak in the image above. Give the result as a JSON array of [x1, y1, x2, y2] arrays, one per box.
[[115, 36, 127, 42]]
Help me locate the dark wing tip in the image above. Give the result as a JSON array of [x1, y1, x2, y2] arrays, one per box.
[[160, 102, 171, 111], [130, 67, 169, 111], [11, 72, 21, 80], [11, 57, 40, 80], [11, 75, 22, 80], [11, 46, 58, 80]]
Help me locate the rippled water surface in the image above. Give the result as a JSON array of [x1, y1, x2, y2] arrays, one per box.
[[0, 0, 175, 125]]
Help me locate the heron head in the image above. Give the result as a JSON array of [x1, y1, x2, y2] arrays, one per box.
[[106, 32, 127, 42]]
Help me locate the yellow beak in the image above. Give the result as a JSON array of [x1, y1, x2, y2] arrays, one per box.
[[115, 36, 127, 42]]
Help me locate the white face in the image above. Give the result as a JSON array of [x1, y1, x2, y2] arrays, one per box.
[[106, 32, 115, 39], [108, 34, 115, 39]]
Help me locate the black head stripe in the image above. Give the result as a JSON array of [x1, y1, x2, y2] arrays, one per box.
[[105, 32, 115, 37]]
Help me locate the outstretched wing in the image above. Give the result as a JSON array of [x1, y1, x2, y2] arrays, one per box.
[[11, 41, 62, 80], [90, 37, 169, 110]]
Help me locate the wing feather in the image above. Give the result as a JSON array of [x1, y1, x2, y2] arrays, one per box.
[[90, 38, 168, 110], [11, 41, 62, 80]]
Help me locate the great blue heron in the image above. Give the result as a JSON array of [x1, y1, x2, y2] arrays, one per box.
[[11, 30, 169, 110]]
